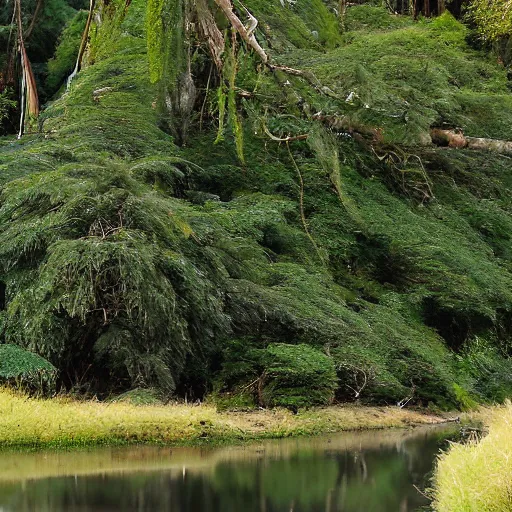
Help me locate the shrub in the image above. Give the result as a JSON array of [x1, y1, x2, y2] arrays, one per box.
[[260, 344, 338, 409], [216, 341, 338, 410], [0, 344, 57, 393]]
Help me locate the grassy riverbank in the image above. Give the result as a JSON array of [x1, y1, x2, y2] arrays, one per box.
[[0, 389, 449, 450], [434, 403, 512, 512]]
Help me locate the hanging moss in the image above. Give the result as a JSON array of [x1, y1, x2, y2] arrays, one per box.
[[146, 0, 185, 85]]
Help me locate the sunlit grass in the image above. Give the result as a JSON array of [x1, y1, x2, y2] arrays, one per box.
[[434, 403, 512, 512], [0, 388, 447, 449]]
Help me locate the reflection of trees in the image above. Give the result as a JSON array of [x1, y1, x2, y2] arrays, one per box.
[[0, 430, 454, 512]]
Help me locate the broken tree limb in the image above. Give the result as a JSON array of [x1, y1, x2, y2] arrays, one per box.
[[431, 128, 512, 156], [213, 0, 269, 64]]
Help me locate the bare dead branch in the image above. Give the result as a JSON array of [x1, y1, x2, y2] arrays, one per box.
[[213, 0, 269, 63]]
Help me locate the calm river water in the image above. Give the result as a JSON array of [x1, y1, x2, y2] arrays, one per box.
[[0, 425, 456, 512]]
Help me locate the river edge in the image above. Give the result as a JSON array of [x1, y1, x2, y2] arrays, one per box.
[[0, 388, 464, 451], [0, 424, 460, 485]]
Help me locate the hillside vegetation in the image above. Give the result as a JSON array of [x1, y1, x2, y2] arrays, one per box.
[[0, 1, 511, 409]]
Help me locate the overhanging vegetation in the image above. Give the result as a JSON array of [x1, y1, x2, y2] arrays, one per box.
[[0, 1, 511, 410]]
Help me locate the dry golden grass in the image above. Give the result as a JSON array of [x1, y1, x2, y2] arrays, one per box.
[[433, 402, 512, 512], [0, 388, 448, 450]]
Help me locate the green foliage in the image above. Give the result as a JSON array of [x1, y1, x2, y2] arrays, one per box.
[[146, 0, 167, 83], [0, 5, 227, 392], [283, 10, 512, 143], [344, 5, 412, 32], [146, 0, 185, 84], [216, 340, 337, 409], [456, 338, 512, 403], [0, 344, 57, 393], [467, 0, 512, 43], [452, 383, 478, 411], [46, 10, 88, 94], [0, 90, 16, 130], [261, 344, 338, 409], [109, 387, 164, 405], [1, 0, 512, 409], [244, 0, 341, 49]]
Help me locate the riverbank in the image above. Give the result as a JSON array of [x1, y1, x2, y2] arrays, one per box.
[[0, 389, 451, 450], [433, 402, 512, 512]]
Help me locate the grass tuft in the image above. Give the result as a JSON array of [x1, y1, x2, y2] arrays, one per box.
[[434, 403, 512, 512]]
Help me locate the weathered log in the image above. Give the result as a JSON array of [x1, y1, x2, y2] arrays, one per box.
[[431, 128, 512, 156]]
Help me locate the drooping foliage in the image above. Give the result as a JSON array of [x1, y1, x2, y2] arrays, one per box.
[[216, 340, 338, 409], [0, 344, 57, 392], [0, 1, 511, 408]]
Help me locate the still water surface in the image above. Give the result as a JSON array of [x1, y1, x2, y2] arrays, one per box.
[[0, 425, 456, 512]]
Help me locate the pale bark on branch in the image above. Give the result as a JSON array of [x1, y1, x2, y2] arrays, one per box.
[[431, 129, 512, 156], [213, 0, 269, 64]]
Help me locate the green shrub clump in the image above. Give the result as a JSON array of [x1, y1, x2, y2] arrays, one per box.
[[217, 341, 337, 410], [0, 344, 57, 393], [261, 344, 338, 409]]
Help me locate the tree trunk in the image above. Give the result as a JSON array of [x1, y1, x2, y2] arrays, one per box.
[[15, 0, 39, 138]]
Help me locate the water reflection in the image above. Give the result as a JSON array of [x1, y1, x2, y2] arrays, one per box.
[[0, 426, 455, 511]]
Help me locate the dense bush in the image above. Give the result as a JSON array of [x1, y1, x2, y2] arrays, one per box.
[[0, 344, 57, 393], [0, 1, 511, 407], [216, 340, 337, 409], [260, 344, 338, 409]]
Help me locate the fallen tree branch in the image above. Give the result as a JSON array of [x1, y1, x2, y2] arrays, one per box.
[[213, 0, 269, 64], [431, 128, 512, 156]]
